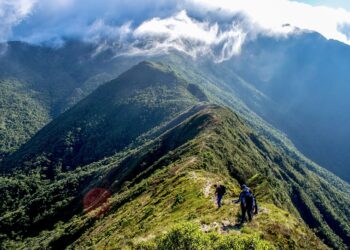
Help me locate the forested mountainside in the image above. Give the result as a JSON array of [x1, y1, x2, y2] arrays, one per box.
[[1, 62, 349, 249], [0, 79, 50, 158], [223, 32, 350, 182], [0, 41, 139, 158], [2, 61, 206, 173], [1, 32, 349, 182]]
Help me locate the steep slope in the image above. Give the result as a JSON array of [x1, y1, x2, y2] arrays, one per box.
[[2, 36, 350, 183], [1, 105, 349, 249], [0, 41, 139, 115], [222, 32, 350, 182], [2, 61, 208, 175], [139, 35, 350, 183], [0, 79, 50, 159], [0, 41, 143, 154], [69, 105, 350, 249]]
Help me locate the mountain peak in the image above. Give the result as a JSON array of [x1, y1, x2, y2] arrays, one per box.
[[125, 60, 174, 75], [3, 62, 207, 173], [115, 60, 182, 88], [136, 60, 168, 69]]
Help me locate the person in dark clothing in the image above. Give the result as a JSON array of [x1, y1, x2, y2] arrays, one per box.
[[234, 184, 256, 223], [214, 184, 226, 208]]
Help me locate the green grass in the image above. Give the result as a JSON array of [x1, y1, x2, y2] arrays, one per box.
[[79, 167, 325, 249], [1, 64, 349, 249], [1, 105, 334, 250], [135, 222, 274, 250]]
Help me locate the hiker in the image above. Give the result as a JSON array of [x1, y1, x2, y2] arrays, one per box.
[[234, 184, 256, 223], [214, 184, 226, 208]]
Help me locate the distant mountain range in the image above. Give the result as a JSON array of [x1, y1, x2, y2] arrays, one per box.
[[0, 30, 350, 249], [1, 60, 350, 249], [1, 31, 349, 183], [226, 32, 350, 184]]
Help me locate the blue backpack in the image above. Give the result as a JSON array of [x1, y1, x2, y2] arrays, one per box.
[[242, 190, 253, 207]]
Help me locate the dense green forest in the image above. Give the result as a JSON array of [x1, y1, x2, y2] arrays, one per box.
[[0, 63, 349, 249], [0, 79, 50, 158], [0, 42, 140, 156], [1, 104, 348, 249], [1, 37, 350, 182], [2, 61, 204, 173], [0, 38, 350, 181]]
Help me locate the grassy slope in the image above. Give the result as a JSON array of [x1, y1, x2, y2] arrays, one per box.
[[75, 105, 349, 249], [2, 39, 350, 184], [6, 105, 349, 249], [1, 60, 349, 249], [72, 170, 326, 250], [2, 41, 349, 186], [156, 54, 350, 189]]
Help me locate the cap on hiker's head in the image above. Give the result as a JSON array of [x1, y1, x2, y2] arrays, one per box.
[[241, 184, 248, 189]]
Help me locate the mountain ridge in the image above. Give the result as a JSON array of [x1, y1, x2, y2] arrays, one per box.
[[1, 36, 350, 183], [0, 60, 349, 249], [2, 61, 208, 174], [1, 94, 349, 249]]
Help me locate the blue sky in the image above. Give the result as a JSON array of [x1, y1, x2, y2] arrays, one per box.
[[296, 0, 350, 10]]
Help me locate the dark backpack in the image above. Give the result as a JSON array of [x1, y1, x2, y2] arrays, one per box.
[[244, 191, 254, 208], [219, 185, 226, 195]]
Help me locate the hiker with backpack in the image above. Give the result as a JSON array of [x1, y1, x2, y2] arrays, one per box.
[[234, 184, 258, 223], [214, 184, 226, 208]]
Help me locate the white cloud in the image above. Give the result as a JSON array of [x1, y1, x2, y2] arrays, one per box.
[[0, 0, 37, 41], [127, 11, 246, 62], [134, 11, 219, 44], [186, 0, 350, 44], [86, 20, 133, 43], [120, 0, 350, 60], [2, 0, 350, 61]]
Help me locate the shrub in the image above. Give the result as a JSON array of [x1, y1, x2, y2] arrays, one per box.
[[135, 223, 275, 250], [213, 234, 274, 250], [157, 223, 210, 250], [135, 241, 157, 250]]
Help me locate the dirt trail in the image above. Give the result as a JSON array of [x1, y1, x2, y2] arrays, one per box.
[[204, 181, 212, 198], [201, 220, 242, 234], [203, 181, 217, 204]]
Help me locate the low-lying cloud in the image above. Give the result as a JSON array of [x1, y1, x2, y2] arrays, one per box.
[[123, 11, 246, 62], [2, 0, 350, 61]]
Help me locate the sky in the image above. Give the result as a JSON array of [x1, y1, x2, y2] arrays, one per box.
[[1, 0, 350, 61], [296, 0, 350, 10]]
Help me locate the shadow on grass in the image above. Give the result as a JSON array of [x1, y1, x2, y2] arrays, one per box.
[[222, 223, 243, 231]]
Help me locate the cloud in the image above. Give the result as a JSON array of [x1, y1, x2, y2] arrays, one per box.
[[126, 11, 246, 62], [0, 0, 37, 41], [189, 0, 350, 44], [2, 0, 350, 61], [9, 0, 179, 43]]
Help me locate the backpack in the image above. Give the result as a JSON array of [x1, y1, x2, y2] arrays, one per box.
[[219, 185, 226, 195], [244, 191, 254, 208]]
